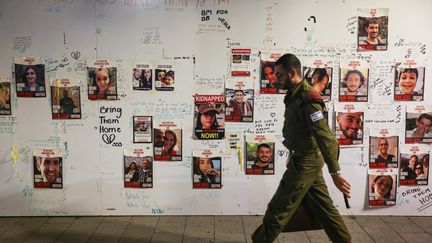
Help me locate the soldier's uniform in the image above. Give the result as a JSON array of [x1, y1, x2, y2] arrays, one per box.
[[252, 80, 351, 243]]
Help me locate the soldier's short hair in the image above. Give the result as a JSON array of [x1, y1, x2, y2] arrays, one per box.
[[275, 54, 302, 77]]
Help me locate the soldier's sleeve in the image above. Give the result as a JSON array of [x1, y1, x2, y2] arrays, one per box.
[[301, 91, 341, 173]]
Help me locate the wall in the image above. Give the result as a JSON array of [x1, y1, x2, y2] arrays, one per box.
[[0, 0, 431, 216]]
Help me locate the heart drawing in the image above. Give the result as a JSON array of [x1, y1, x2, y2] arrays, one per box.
[[102, 134, 115, 144], [71, 51, 81, 60]]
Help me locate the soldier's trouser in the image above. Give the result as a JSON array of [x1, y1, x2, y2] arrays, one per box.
[[252, 151, 351, 243]]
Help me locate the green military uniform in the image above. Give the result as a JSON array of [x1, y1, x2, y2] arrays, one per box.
[[252, 80, 351, 243]]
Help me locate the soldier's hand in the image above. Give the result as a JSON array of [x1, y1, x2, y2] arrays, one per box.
[[331, 173, 351, 198]]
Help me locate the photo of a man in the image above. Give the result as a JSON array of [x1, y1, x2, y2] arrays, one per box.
[[335, 111, 363, 145], [369, 136, 398, 168], [399, 144, 430, 186], [34, 156, 63, 189], [246, 139, 275, 175], [225, 80, 254, 123], [406, 112, 432, 143], [339, 69, 369, 102], [357, 8, 389, 51], [362, 18, 381, 45], [252, 143, 273, 170]]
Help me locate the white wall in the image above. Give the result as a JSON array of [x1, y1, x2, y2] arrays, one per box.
[[0, 0, 431, 216]]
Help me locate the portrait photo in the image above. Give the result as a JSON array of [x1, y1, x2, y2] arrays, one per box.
[[405, 111, 432, 144], [153, 124, 182, 161], [51, 80, 81, 120], [15, 63, 46, 97], [193, 95, 226, 140], [335, 111, 364, 146], [87, 65, 118, 100], [192, 149, 222, 189], [394, 67, 425, 101], [368, 173, 397, 207], [245, 141, 275, 175], [33, 151, 63, 189], [357, 8, 389, 51], [339, 68, 369, 102], [303, 67, 332, 100], [369, 136, 398, 168]]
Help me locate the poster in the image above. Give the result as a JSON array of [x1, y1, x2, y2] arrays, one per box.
[[192, 149, 222, 189], [231, 48, 251, 76], [0, 74, 11, 115], [154, 121, 182, 161], [87, 59, 118, 100], [51, 78, 81, 119], [155, 64, 175, 91], [368, 171, 397, 207], [193, 95, 226, 139], [124, 147, 153, 188], [405, 105, 432, 144], [303, 58, 333, 101], [132, 64, 153, 90], [339, 59, 369, 102], [33, 149, 63, 189], [369, 128, 398, 169], [14, 56, 46, 98], [334, 103, 364, 146], [225, 79, 254, 122], [399, 144, 429, 186], [245, 134, 275, 175], [394, 60, 425, 101], [260, 51, 285, 94], [133, 116, 153, 143], [357, 8, 389, 51]]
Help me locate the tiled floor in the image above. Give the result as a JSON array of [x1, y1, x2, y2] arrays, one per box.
[[1, 215, 431, 242]]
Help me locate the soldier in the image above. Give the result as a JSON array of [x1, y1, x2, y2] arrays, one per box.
[[252, 54, 352, 243]]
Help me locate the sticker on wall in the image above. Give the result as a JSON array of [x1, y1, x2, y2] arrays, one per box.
[[231, 48, 251, 76], [394, 60, 425, 101], [368, 171, 397, 207], [357, 8, 389, 51], [0, 74, 11, 115], [260, 51, 285, 94], [225, 79, 254, 122], [51, 78, 81, 119], [399, 144, 429, 186], [245, 134, 275, 175], [87, 59, 118, 100], [124, 147, 153, 188], [133, 116, 153, 143], [132, 64, 152, 90], [192, 149, 222, 189], [369, 128, 398, 169], [303, 58, 333, 101], [14, 56, 46, 98], [33, 149, 63, 189], [193, 95, 226, 140], [339, 59, 369, 102], [334, 103, 365, 146], [405, 105, 432, 144], [155, 64, 174, 91], [153, 121, 182, 161]]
